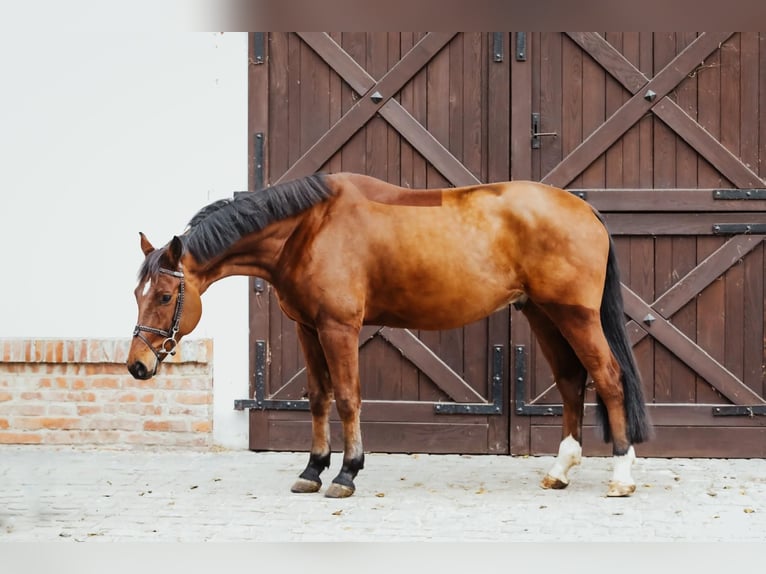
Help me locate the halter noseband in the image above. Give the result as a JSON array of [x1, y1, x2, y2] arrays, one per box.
[[133, 267, 185, 362]]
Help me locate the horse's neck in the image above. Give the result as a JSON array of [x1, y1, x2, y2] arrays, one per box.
[[187, 216, 304, 293]]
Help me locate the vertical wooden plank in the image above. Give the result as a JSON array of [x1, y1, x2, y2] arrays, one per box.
[[248, 32, 273, 448], [448, 33, 464, 169], [287, 33, 302, 169], [648, 33, 677, 403], [581, 33, 606, 188], [653, 33, 677, 190], [268, 33, 290, 181], [561, 34, 583, 188], [301, 34, 331, 156], [740, 32, 758, 174], [340, 33, 367, 174], [425, 34, 450, 190], [668, 32, 699, 404], [387, 32, 402, 185], [509, 31, 533, 455], [438, 34, 464, 391], [399, 33, 416, 188], [638, 33, 654, 189], [696, 36, 725, 403], [488, 31, 510, 183], [620, 32, 640, 188], [484, 31, 510, 453], [537, 33, 562, 181], [720, 33, 741, 176], [604, 33, 625, 189], [365, 32, 388, 181], [530, 32, 541, 181], [327, 32, 344, 174], [462, 33, 484, 181], [740, 33, 763, 395], [720, 33, 745, 387], [389, 33, 420, 403], [652, 234, 672, 403], [415, 33, 450, 400], [462, 33, 489, 400]]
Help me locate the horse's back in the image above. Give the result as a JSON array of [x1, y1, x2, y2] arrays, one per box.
[[300, 174, 609, 328]]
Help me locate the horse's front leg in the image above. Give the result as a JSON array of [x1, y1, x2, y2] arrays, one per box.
[[291, 323, 333, 494], [317, 322, 364, 499]]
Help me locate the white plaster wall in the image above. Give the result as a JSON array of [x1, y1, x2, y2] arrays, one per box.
[[0, 2, 250, 448]]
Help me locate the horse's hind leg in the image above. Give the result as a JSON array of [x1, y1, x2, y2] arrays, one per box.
[[543, 303, 637, 497], [291, 323, 333, 494], [317, 322, 364, 499], [521, 302, 588, 490]]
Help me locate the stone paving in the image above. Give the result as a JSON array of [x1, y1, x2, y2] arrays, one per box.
[[1, 445, 764, 542]]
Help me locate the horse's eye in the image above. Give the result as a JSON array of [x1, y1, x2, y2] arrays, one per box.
[[160, 293, 172, 304]]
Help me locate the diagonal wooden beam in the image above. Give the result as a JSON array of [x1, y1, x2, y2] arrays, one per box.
[[378, 101, 481, 186], [626, 234, 766, 347], [621, 285, 765, 406], [295, 32, 480, 186], [278, 32, 456, 183], [378, 327, 486, 403], [567, 32, 762, 188], [543, 32, 733, 188]]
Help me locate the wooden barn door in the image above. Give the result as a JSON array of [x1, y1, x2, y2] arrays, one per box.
[[239, 33, 528, 454], [511, 32, 766, 457]]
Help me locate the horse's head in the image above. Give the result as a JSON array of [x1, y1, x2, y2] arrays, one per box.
[[127, 232, 203, 380]]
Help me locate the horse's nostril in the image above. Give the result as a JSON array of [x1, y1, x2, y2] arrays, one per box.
[[128, 361, 149, 380]]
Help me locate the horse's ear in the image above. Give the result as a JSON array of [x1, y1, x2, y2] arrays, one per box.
[[167, 235, 184, 266], [139, 232, 155, 256]]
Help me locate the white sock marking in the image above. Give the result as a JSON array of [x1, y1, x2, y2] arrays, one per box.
[[611, 445, 636, 486], [546, 434, 582, 484]]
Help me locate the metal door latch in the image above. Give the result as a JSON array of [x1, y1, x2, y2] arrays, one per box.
[[531, 113, 558, 149]]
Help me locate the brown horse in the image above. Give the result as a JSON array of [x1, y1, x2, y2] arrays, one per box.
[[127, 172, 651, 498]]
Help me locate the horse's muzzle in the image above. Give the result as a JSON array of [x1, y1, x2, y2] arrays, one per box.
[[127, 360, 152, 380]]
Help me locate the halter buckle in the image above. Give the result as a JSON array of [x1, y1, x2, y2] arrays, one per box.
[[161, 336, 178, 355]]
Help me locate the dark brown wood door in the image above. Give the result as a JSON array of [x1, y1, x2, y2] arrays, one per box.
[[243, 33, 528, 454], [511, 33, 766, 457]]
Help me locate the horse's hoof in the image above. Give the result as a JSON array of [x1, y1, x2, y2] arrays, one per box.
[[291, 478, 322, 494], [607, 480, 636, 497], [325, 482, 355, 499], [540, 474, 569, 490]]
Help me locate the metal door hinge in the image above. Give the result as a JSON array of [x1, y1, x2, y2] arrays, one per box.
[[712, 223, 766, 235], [713, 189, 766, 200], [252, 32, 265, 64], [515, 32, 527, 61], [712, 405, 766, 417], [254, 132, 264, 190], [514, 345, 563, 416], [434, 345, 504, 415], [492, 33, 504, 62]]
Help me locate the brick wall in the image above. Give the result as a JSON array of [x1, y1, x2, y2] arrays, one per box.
[[0, 338, 213, 447]]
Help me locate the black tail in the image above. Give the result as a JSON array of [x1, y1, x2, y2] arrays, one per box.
[[595, 219, 653, 444]]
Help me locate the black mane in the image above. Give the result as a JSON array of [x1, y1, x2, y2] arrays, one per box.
[[139, 174, 333, 278]]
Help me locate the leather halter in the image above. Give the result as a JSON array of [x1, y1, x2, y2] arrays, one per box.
[[133, 267, 185, 363]]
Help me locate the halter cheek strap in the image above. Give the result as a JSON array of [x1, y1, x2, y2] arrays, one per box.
[[133, 267, 185, 363]]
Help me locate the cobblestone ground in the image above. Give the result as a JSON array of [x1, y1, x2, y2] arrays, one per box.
[[1, 446, 764, 542]]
